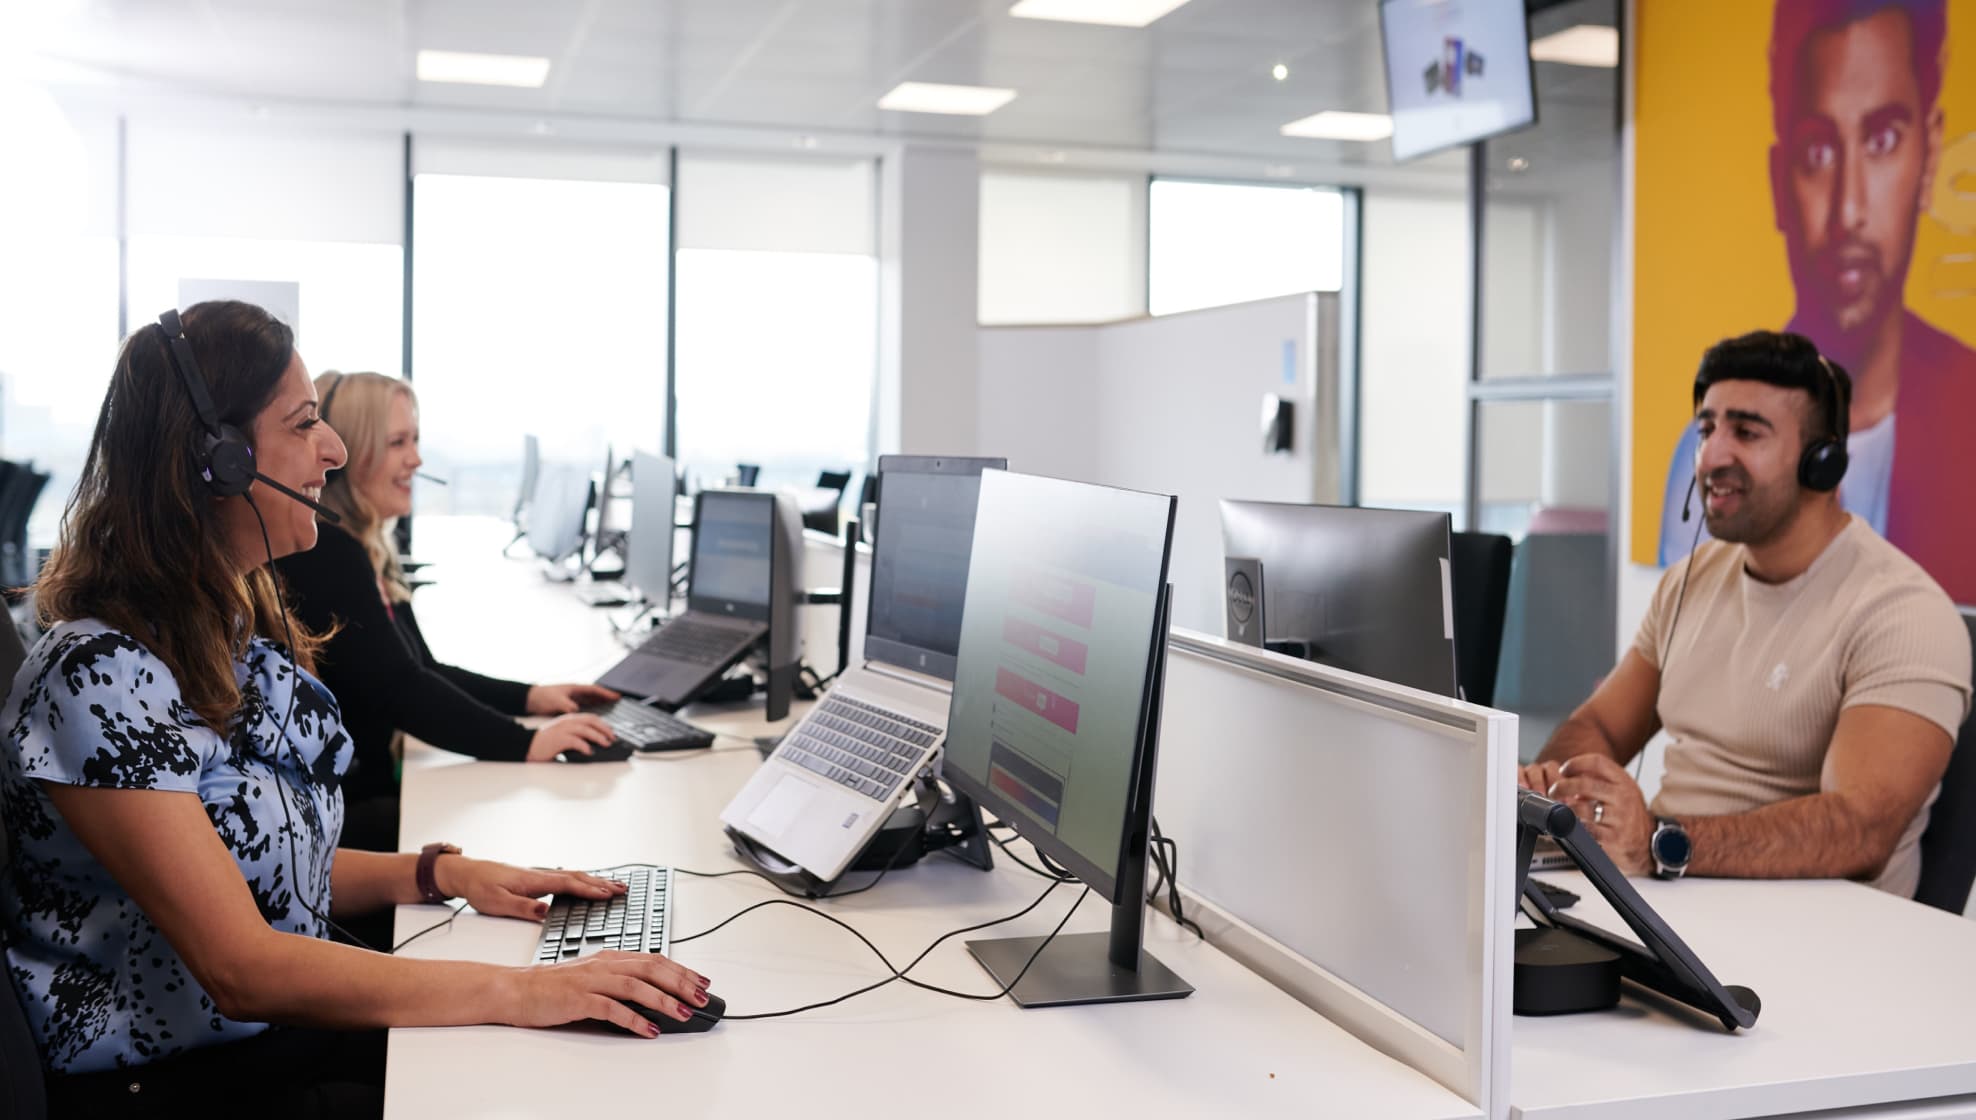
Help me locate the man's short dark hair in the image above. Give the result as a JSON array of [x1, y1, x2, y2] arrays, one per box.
[[1770, 0, 1947, 140], [1693, 330, 1854, 442]]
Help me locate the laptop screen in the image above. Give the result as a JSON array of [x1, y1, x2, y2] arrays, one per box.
[[687, 490, 773, 619], [864, 455, 1005, 682]]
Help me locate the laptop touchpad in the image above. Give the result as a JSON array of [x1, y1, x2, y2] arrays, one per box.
[[748, 774, 818, 839]]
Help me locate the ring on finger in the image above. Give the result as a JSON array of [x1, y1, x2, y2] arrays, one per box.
[[1592, 801, 1605, 825]]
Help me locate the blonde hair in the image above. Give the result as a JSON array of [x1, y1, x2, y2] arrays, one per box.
[[316, 370, 416, 603]]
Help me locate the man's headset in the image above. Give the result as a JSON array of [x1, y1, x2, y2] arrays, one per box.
[[154, 309, 342, 525], [1680, 348, 1851, 522]]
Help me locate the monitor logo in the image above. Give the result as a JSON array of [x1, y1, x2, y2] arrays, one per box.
[[919, 653, 928, 668], [1228, 571, 1256, 635], [725, 603, 735, 613], [1424, 36, 1486, 97]]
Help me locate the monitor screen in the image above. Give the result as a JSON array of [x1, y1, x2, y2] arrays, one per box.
[[864, 455, 1007, 681], [1380, 0, 1537, 162], [688, 490, 774, 617], [1219, 500, 1456, 697], [625, 450, 677, 604], [942, 470, 1175, 903]]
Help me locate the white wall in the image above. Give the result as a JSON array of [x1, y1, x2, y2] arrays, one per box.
[[979, 170, 1145, 325], [1358, 191, 1470, 512], [877, 146, 981, 458], [974, 326, 1102, 482]]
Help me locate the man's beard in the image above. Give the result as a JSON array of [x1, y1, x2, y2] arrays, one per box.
[[1701, 468, 1799, 545]]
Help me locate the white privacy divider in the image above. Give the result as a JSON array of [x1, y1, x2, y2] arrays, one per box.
[[1154, 628, 1517, 1119]]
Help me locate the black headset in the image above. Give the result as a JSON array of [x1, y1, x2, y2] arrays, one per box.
[[1797, 355, 1850, 493], [152, 310, 341, 523]]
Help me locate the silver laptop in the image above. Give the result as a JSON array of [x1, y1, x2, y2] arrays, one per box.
[[720, 455, 1005, 883]]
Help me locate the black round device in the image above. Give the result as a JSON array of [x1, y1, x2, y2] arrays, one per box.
[[1512, 927, 1622, 1016]]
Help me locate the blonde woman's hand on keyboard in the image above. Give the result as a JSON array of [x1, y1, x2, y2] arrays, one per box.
[[440, 859, 628, 921], [525, 682, 622, 715], [503, 951, 712, 1038], [526, 713, 618, 761]]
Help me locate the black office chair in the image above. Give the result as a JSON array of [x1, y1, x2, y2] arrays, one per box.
[[1450, 531, 1513, 707], [1913, 609, 1976, 914], [735, 463, 761, 488], [0, 615, 47, 1119], [815, 470, 852, 494]]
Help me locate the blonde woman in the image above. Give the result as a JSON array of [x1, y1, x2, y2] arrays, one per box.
[[273, 372, 618, 851]]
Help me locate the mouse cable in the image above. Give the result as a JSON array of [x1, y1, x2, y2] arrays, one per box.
[[389, 901, 470, 954], [982, 828, 1077, 883], [716, 878, 1090, 1021]]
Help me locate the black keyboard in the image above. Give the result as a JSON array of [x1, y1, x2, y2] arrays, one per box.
[[638, 617, 747, 666], [589, 699, 715, 752], [533, 865, 673, 963], [776, 693, 940, 802]]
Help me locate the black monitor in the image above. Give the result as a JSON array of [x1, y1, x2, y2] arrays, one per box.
[[943, 470, 1191, 1007], [625, 450, 677, 606], [1218, 500, 1456, 698], [686, 490, 774, 621], [864, 454, 1006, 682]]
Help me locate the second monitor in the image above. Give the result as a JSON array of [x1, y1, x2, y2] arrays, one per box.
[[1219, 500, 1456, 698]]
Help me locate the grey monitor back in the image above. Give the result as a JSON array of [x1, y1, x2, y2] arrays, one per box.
[[1218, 500, 1456, 698], [863, 454, 1005, 682], [526, 463, 591, 563], [625, 450, 677, 604]]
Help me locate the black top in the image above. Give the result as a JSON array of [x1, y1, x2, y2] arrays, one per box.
[[274, 524, 532, 798]]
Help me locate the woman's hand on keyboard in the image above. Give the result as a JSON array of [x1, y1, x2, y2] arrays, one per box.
[[505, 951, 712, 1038], [526, 682, 622, 715], [441, 860, 626, 921], [526, 713, 618, 762]]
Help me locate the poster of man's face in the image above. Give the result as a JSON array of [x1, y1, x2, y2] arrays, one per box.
[[1638, 0, 1975, 606]]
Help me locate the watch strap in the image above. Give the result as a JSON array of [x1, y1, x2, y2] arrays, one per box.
[[417, 842, 462, 904]]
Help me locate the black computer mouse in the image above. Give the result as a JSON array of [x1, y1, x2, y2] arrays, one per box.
[[560, 740, 635, 763], [628, 991, 725, 1034]]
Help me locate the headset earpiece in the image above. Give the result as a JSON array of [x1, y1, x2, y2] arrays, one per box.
[[156, 310, 259, 499], [1797, 354, 1850, 493]]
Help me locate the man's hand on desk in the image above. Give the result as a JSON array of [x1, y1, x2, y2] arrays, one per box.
[[525, 713, 618, 761], [526, 682, 621, 715], [1548, 754, 1655, 876]]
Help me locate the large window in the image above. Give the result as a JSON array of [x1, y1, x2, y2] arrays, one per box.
[[979, 171, 1145, 325], [411, 142, 669, 519], [673, 154, 877, 494], [1148, 179, 1346, 317]]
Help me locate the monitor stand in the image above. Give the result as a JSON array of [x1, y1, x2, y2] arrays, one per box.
[[966, 584, 1194, 1008]]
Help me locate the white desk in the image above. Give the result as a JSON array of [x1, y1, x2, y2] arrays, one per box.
[[381, 700, 1480, 1118], [1513, 873, 1976, 1119]]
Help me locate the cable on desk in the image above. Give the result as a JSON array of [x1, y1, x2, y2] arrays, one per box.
[[984, 828, 1077, 883], [391, 902, 470, 954], [1148, 817, 1204, 941]]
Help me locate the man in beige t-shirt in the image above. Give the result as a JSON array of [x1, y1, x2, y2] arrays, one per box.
[[1521, 330, 1970, 896]]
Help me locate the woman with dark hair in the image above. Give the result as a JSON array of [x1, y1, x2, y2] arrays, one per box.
[[274, 371, 619, 852], [0, 302, 710, 1117]]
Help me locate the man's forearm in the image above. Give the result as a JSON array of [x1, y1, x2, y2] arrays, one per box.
[[1535, 714, 1631, 768], [1681, 792, 1895, 880]]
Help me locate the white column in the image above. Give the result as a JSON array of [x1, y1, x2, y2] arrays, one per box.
[[877, 146, 980, 456]]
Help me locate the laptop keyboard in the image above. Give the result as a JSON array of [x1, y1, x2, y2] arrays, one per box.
[[533, 865, 673, 963], [778, 692, 940, 802], [590, 700, 715, 752], [638, 617, 747, 666]]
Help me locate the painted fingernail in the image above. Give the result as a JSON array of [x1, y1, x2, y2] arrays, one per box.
[[643, 1021, 660, 1038], [535, 902, 548, 917], [691, 989, 708, 1006], [676, 1004, 694, 1021]]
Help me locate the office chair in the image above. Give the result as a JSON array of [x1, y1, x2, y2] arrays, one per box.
[[0, 467, 48, 589], [1494, 533, 1612, 740], [1914, 609, 1976, 915], [815, 469, 852, 493], [0, 615, 48, 1119], [735, 463, 761, 488], [1450, 531, 1513, 707], [503, 435, 543, 558]]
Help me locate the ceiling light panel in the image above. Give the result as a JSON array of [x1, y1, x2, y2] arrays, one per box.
[[1008, 0, 1194, 29], [1279, 111, 1393, 141], [1529, 25, 1620, 68], [416, 50, 552, 88], [877, 81, 1018, 116]]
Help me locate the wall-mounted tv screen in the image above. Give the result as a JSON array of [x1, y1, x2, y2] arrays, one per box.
[[1380, 0, 1538, 162]]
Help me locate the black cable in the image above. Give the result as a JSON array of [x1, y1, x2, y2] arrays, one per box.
[[1148, 818, 1204, 941], [247, 494, 380, 953], [1035, 847, 1074, 880], [985, 828, 1076, 883], [391, 901, 469, 953], [1639, 496, 1709, 782]]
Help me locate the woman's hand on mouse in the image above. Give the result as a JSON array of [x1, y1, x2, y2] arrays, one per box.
[[502, 951, 712, 1038], [525, 713, 618, 762], [525, 682, 622, 715]]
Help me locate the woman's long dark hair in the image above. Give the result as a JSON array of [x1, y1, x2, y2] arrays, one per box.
[[35, 300, 327, 731]]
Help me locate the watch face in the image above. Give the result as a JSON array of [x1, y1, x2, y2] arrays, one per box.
[[1655, 824, 1692, 868]]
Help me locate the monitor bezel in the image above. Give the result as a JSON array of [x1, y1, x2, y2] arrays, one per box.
[[862, 453, 1008, 682]]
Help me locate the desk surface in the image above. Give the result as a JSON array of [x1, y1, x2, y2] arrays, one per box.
[[1513, 872, 1976, 1119], [382, 700, 1479, 1119]]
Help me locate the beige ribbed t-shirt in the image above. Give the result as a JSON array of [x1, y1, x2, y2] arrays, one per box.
[[1636, 516, 1971, 897]]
